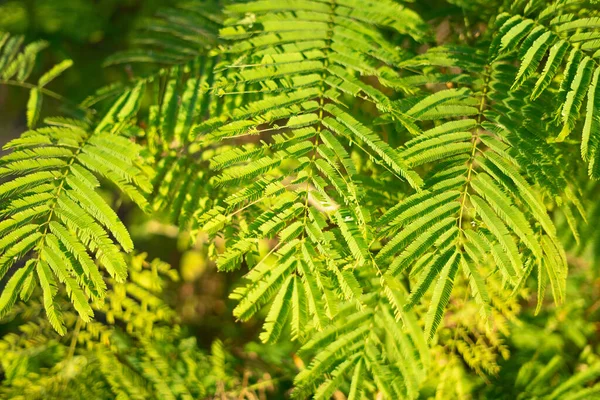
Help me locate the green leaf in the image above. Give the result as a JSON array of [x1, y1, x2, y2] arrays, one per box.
[[37, 260, 66, 335], [38, 59, 73, 87], [259, 274, 294, 343], [424, 251, 460, 341], [26, 88, 42, 129], [0, 260, 35, 319], [531, 40, 568, 100]]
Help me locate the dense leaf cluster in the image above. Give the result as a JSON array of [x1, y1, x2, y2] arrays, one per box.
[[1, 0, 600, 398]]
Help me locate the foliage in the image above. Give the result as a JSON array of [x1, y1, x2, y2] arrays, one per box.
[[0, 253, 285, 399], [1, 0, 600, 398]]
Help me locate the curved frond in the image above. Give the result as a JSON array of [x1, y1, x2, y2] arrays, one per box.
[[492, 2, 600, 177], [376, 43, 567, 341], [193, 0, 428, 340], [0, 114, 150, 331]]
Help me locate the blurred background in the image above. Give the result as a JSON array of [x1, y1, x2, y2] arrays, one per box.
[[1, 1, 600, 398], [0, 0, 171, 144]]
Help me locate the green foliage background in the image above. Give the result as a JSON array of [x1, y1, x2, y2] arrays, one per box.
[[1, 0, 600, 399]]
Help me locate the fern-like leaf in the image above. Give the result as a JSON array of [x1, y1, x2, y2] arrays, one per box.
[[0, 113, 150, 331]]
